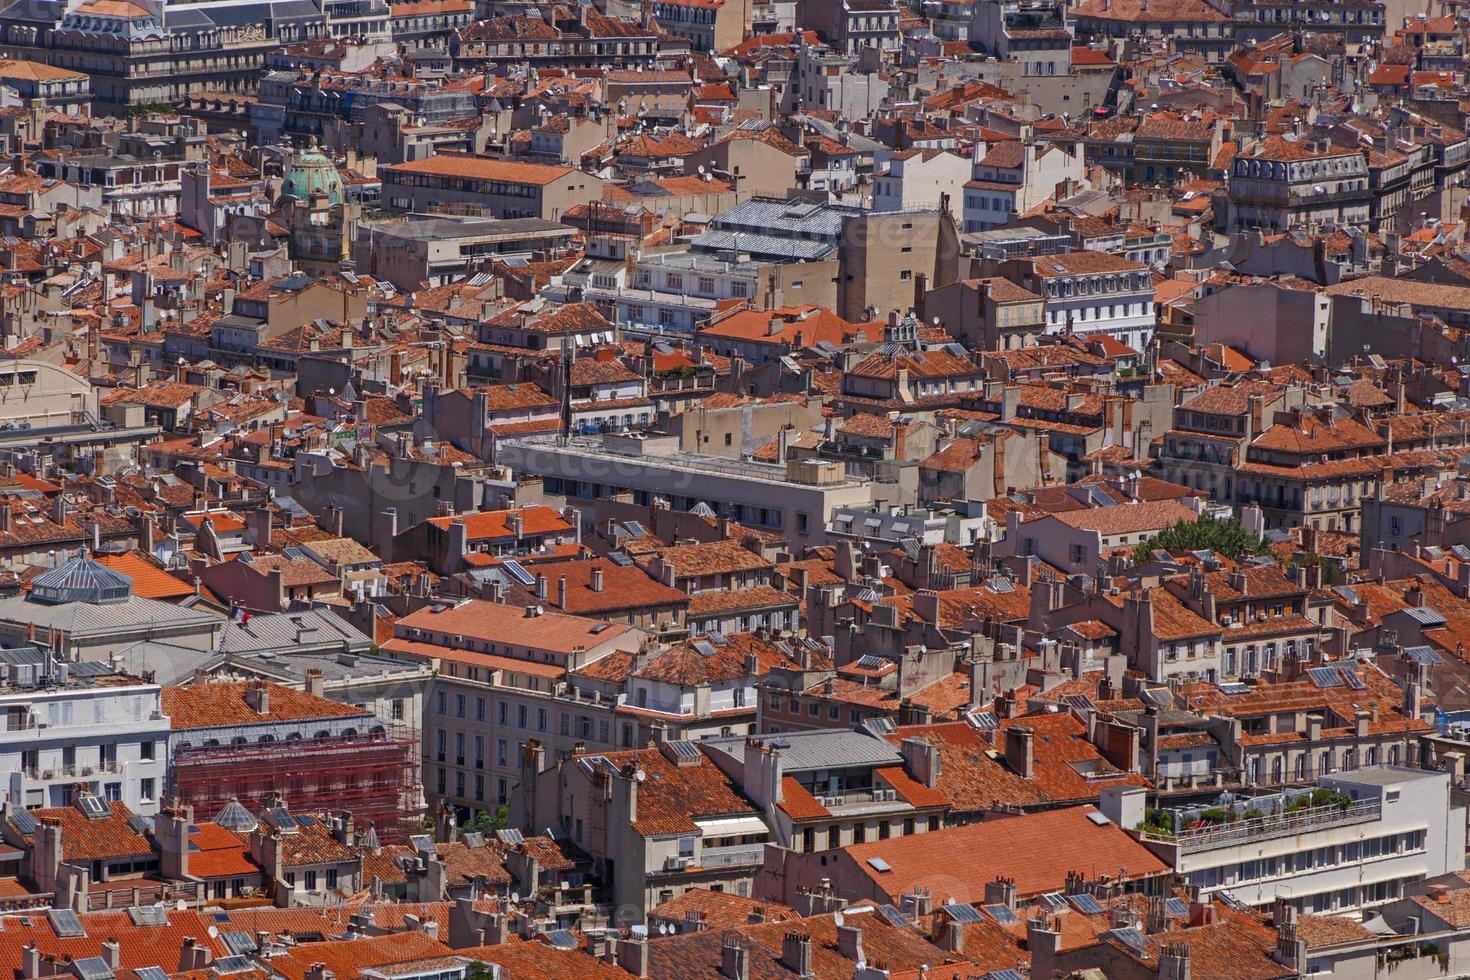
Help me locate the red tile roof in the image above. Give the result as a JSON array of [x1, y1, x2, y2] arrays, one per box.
[[842, 805, 1169, 901]]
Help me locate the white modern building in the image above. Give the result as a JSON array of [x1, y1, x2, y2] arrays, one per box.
[[1140, 768, 1465, 915], [0, 648, 171, 816]]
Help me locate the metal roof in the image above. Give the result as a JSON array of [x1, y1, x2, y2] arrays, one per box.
[[31, 552, 133, 606], [701, 728, 902, 772]]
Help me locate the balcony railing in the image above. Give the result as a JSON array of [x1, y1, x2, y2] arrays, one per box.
[[1141, 798, 1382, 854], [697, 843, 766, 868]]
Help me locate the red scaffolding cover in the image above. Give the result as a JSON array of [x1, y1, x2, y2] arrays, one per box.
[[170, 728, 421, 842]]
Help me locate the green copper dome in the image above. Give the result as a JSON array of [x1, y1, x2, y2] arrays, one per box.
[[281, 139, 345, 207]]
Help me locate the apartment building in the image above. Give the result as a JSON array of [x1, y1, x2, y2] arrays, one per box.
[[497, 434, 885, 546], [998, 251, 1156, 349], [354, 216, 575, 291], [873, 149, 971, 212], [0, 649, 170, 817], [654, 0, 754, 50], [963, 139, 1086, 233], [381, 155, 604, 220], [1227, 136, 1372, 233], [700, 729, 951, 854], [524, 739, 768, 915], [1139, 768, 1464, 914], [383, 599, 647, 815]]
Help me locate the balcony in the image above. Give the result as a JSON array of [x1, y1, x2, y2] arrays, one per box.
[[1141, 798, 1382, 854], [697, 843, 767, 868]]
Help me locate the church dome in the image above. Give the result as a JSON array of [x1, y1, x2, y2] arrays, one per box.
[[281, 138, 345, 207], [31, 552, 133, 605]]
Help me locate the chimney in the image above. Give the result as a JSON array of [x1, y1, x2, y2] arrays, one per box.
[[535, 573, 548, 601], [1159, 941, 1192, 980], [618, 937, 650, 978], [836, 924, 863, 963], [100, 939, 121, 971], [1027, 917, 1061, 980], [1004, 725, 1034, 779], [305, 669, 325, 698], [591, 566, 604, 592], [720, 936, 749, 980], [982, 877, 1017, 909], [244, 680, 270, 715], [557, 575, 567, 609], [781, 933, 814, 978]]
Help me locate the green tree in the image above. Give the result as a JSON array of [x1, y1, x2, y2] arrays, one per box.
[[461, 804, 510, 835], [1130, 516, 1271, 565]]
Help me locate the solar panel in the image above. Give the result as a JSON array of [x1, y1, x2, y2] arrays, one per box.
[[984, 905, 1019, 925], [501, 560, 536, 587], [1343, 668, 1366, 690], [987, 577, 1015, 593], [1404, 645, 1444, 665], [866, 856, 892, 873], [879, 905, 909, 927], [692, 640, 717, 656], [856, 655, 888, 670], [10, 809, 35, 834], [545, 928, 579, 950], [411, 834, 435, 853], [220, 931, 256, 955], [48, 909, 84, 938], [76, 794, 110, 819], [462, 832, 485, 848], [1306, 666, 1343, 689], [969, 711, 999, 731], [294, 815, 317, 827], [941, 903, 984, 923], [72, 958, 113, 980], [213, 956, 255, 975], [1040, 892, 1067, 911], [986, 971, 1026, 980], [1141, 689, 1172, 708], [707, 631, 728, 645], [127, 906, 168, 927], [1217, 682, 1250, 696], [127, 814, 153, 835], [1062, 695, 1095, 712], [1105, 927, 1150, 957], [1165, 897, 1190, 917], [608, 552, 634, 566], [665, 740, 701, 759], [497, 828, 524, 846], [135, 969, 169, 980], [1068, 893, 1105, 915]]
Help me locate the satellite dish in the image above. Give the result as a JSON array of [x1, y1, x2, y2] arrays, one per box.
[[208, 926, 220, 939], [697, 165, 706, 175], [636, 768, 646, 782], [511, 891, 520, 903], [176, 899, 187, 911], [834, 911, 845, 927]]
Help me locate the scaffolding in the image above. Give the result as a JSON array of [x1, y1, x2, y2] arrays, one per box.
[[169, 725, 422, 843]]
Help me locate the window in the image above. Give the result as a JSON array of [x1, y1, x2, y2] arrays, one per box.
[[476, 697, 485, 721], [436, 691, 446, 714], [140, 741, 155, 761], [140, 778, 155, 801], [456, 694, 465, 718], [304, 870, 318, 891], [326, 870, 338, 889]]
